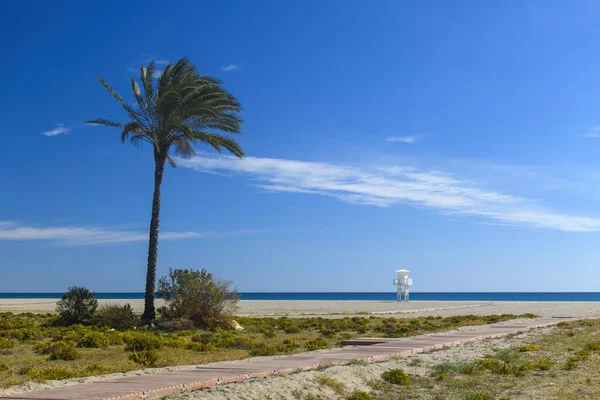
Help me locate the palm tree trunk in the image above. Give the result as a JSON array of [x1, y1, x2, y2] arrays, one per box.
[[142, 151, 167, 323]]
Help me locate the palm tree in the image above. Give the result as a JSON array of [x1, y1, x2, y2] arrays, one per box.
[[88, 58, 244, 322]]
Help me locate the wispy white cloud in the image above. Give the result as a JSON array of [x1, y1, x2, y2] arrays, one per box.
[[42, 124, 70, 137], [386, 136, 419, 144], [155, 59, 169, 65], [178, 154, 600, 232], [0, 221, 270, 246], [585, 126, 600, 138], [221, 64, 240, 72]]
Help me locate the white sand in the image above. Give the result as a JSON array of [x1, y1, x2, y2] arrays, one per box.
[[2, 298, 600, 318]]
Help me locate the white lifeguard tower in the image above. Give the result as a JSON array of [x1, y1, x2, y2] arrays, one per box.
[[393, 269, 412, 302]]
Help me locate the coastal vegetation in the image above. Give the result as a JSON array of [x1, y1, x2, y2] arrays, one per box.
[[87, 58, 245, 322], [360, 319, 600, 399], [0, 311, 531, 389]]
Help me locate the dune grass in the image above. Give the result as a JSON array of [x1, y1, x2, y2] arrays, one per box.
[[366, 319, 600, 400], [0, 312, 535, 389]]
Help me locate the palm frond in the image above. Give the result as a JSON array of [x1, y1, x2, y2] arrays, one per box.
[[91, 57, 245, 161], [120, 121, 145, 144], [166, 154, 177, 167], [98, 77, 137, 116], [190, 131, 244, 158], [171, 136, 196, 159], [86, 119, 123, 128], [141, 61, 156, 107]]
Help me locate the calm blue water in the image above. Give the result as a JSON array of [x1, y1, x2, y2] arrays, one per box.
[[1, 292, 600, 301]]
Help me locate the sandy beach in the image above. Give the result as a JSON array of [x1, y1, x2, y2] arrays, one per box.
[[2, 298, 600, 318]]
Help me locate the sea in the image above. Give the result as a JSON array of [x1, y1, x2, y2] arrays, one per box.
[[1, 292, 600, 301]]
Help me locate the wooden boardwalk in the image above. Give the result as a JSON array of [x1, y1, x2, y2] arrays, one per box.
[[1, 317, 573, 400]]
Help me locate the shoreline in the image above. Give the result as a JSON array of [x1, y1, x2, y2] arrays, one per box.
[[2, 299, 600, 318]]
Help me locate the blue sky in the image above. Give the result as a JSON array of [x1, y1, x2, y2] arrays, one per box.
[[2, 0, 600, 292]]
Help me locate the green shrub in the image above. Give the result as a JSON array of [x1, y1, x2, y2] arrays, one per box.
[[84, 363, 110, 375], [563, 357, 580, 370], [381, 368, 410, 386], [557, 321, 570, 328], [463, 393, 496, 400], [493, 348, 518, 363], [26, 366, 76, 381], [77, 332, 110, 348], [124, 333, 163, 352], [276, 338, 300, 353], [306, 337, 329, 351], [578, 319, 596, 327], [10, 327, 42, 341], [94, 303, 138, 330], [186, 341, 214, 352], [533, 358, 555, 371], [0, 337, 15, 349], [516, 344, 540, 352], [48, 345, 81, 361], [314, 375, 345, 395], [261, 327, 277, 338], [56, 286, 98, 326], [584, 342, 600, 351], [35, 340, 74, 354], [156, 268, 238, 330], [347, 391, 371, 400], [249, 343, 278, 356], [0, 363, 9, 371], [348, 358, 368, 366], [573, 348, 591, 361], [128, 349, 160, 366]]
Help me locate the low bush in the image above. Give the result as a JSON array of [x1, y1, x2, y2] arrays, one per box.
[[348, 358, 368, 366], [56, 286, 98, 326], [434, 361, 481, 376], [128, 349, 160, 367], [578, 319, 596, 327], [157, 268, 238, 330], [0, 338, 15, 350], [249, 343, 278, 356], [463, 393, 497, 400], [25, 366, 76, 381], [584, 342, 600, 351], [493, 348, 518, 363], [84, 363, 110, 375], [124, 333, 163, 352], [347, 391, 371, 400], [533, 358, 555, 371], [48, 345, 81, 361], [381, 368, 410, 386], [276, 338, 299, 353], [9, 327, 42, 341], [305, 337, 329, 351], [0, 363, 9, 371], [77, 332, 110, 348], [572, 348, 591, 362], [563, 357, 580, 370], [314, 375, 345, 395], [94, 303, 138, 330], [516, 344, 540, 352]]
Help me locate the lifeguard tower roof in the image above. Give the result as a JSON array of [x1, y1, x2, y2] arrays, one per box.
[[396, 269, 410, 273]]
